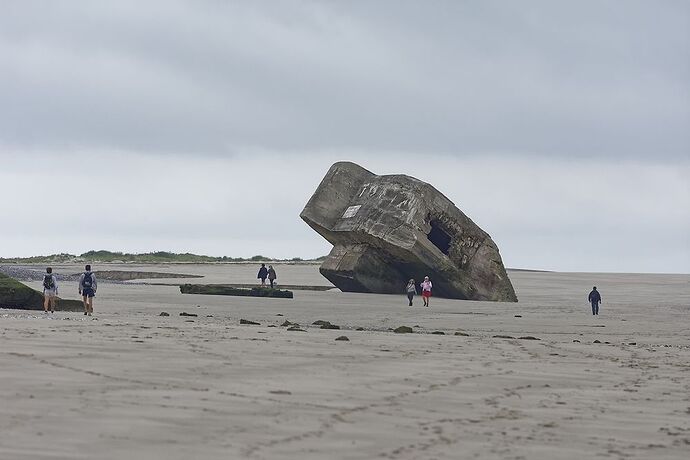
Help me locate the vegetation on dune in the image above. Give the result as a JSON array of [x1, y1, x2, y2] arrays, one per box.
[[0, 250, 326, 264]]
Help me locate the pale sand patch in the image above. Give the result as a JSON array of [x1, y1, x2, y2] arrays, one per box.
[[0, 267, 688, 459]]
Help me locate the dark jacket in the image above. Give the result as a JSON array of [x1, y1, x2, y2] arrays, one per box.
[[588, 289, 601, 304], [267, 267, 277, 280], [257, 267, 268, 279]]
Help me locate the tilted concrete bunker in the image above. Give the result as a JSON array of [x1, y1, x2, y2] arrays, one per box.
[[300, 162, 518, 302]]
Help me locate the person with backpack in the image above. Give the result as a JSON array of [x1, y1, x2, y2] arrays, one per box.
[[420, 276, 433, 307], [588, 286, 602, 315], [405, 278, 417, 306], [267, 265, 277, 288], [257, 263, 268, 286], [42, 267, 58, 313], [78, 264, 97, 316]]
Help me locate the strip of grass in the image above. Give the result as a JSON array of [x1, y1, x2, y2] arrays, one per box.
[[0, 250, 327, 264]]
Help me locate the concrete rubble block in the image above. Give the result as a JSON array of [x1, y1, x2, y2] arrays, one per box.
[[0, 273, 84, 311], [300, 161, 517, 302]]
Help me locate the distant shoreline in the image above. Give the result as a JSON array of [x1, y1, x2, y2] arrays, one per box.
[[0, 260, 323, 266], [0, 250, 326, 265]]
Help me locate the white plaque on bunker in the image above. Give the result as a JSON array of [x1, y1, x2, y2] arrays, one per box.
[[341, 205, 361, 219]]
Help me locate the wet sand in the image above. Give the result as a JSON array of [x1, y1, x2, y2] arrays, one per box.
[[0, 266, 688, 459]]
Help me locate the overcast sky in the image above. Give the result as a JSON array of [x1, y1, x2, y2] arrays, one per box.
[[1, 1, 688, 273]]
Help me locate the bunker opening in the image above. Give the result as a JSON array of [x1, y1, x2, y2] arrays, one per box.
[[427, 219, 451, 255]]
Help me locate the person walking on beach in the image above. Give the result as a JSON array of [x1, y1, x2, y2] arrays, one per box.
[[78, 265, 97, 316], [420, 276, 433, 307], [42, 267, 58, 313], [267, 265, 277, 288], [257, 263, 268, 286], [588, 286, 602, 316], [406, 279, 417, 306]]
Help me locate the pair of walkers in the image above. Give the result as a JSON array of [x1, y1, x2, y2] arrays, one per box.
[[42, 265, 97, 315], [406, 276, 433, 307], [257, 264, 278, 288]]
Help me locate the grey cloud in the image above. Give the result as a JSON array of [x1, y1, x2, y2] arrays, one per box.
[[1, 2, 688, 273], [0, 0, 688, 158]]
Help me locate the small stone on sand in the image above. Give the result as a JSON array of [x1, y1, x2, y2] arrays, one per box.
[[394, 326, 413, 334], [269, 390, 291, 395], [335, 336, 349, 341]]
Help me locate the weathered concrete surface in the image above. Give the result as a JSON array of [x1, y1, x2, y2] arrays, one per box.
[[300, 162, 517, 301], [180, 284, 294, 298]]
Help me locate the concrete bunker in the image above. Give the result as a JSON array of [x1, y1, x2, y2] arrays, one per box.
[[300, 161, 517, 302]]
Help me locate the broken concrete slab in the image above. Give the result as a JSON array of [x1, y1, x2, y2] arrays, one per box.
[[0, 273, 84, 311]]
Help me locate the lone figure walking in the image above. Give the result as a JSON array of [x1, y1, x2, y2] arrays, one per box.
[[588, 286, 601, 315]]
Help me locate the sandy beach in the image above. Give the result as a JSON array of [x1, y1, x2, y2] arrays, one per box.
[[0, 265, 688, 459]]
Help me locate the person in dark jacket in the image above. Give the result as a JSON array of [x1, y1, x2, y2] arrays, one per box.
[[588, 286, 602, 315], [257, 264, 268, 286]]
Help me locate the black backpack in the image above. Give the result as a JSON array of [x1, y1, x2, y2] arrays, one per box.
[[83, 272, 93, 288], [43, 275, 55, 290]]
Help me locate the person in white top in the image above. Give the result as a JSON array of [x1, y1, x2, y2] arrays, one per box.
[[420, 276, 433, 307]]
